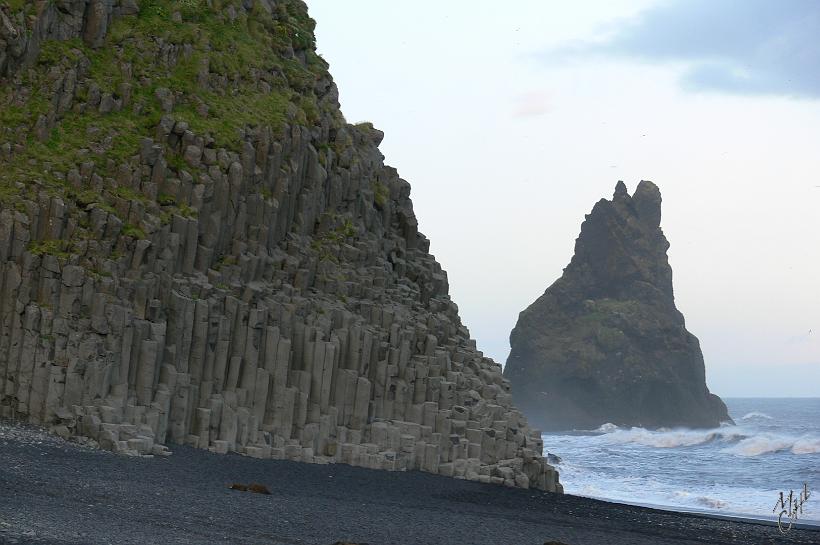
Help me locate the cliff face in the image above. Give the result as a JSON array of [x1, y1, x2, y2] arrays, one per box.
[[0, 1, 559, 491], [504, 181, 730, 431]]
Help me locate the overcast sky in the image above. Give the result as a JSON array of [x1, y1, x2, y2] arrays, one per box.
[[308, 0, 820, 397]]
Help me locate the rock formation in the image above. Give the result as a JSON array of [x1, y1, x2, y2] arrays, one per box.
[[504, 181, 730, 431], [0, 1, 560, 491]]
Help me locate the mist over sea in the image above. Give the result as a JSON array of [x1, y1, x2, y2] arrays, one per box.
[[543, 398, 820, 522]]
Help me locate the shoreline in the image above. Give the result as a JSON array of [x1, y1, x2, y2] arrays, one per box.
[[1, 422, 818, 545], [574, 495, 820, 531], [541, 397, 820, 534]]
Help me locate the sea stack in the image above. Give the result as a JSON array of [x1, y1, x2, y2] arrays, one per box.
[[504, 181, 731, 431], [0, 1, 558, 491]]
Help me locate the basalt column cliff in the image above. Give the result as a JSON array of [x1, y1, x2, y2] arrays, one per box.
[[0, 1, 559, 491], [504, 181, 730, 431]]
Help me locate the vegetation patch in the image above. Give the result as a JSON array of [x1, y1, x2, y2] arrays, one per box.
[[0, 0, 328, 255]]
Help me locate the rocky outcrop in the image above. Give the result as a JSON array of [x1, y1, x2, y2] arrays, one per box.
[[0, 1, 560, 491], [504, 181, 730, 431], [0, 1, 139, 78]]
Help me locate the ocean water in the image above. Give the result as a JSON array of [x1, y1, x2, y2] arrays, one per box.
[[542, 398, 820, 523]]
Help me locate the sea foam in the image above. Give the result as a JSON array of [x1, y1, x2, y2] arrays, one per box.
[[591, 423, 820, 456], [792, 436, 820, 454], [723, 433, 820, 456], [598, 426, 746, 449], [739, 411, 774, 421], [543, 399, 820, 520], [594, 423, 618, 433]]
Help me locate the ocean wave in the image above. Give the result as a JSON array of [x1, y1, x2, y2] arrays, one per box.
[[595, 423, 619, 433], [602, 427, 747, 448], [544, 400, 819, 520], [739, 411, 774, 421], [583, 424, 820, 456], [568, 478, 737, 513], [722, 434, 820, 456], [791, 436, 820, 455]]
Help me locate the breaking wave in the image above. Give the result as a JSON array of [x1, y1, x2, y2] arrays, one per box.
[[591, 424, 820, 456], [793, 436, 820, 454], [557, 461, 757, 514], [544, 399, 820, 521], [739, 411, 773, 421], [598, 426, 747, 448], [725, 434, 820, 456]]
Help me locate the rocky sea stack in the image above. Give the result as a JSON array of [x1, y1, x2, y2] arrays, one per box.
[[504, 181, 730, 431], [0, 0, 559, 491]]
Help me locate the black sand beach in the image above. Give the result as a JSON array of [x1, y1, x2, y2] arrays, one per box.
[[0, 423, 816, 545]]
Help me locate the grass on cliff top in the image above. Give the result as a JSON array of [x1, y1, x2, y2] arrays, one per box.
[[0, 0, 325, 223], [3, 1, 28, 12]]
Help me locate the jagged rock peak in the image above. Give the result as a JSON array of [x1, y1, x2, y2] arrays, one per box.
[[504, 181, 731, 431], [612, 179, 629, 200], [632, 180, 662, 228], [0, 0, 560, 492]]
